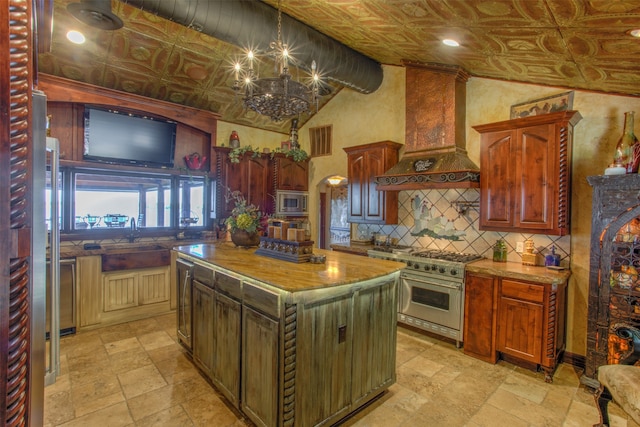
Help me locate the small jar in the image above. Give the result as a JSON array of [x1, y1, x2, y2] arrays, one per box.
[[229, 130, 240, 148], [493, 239, 507, 262]]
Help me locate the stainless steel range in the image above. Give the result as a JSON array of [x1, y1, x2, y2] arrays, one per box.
[[368, 246, 483, 347]]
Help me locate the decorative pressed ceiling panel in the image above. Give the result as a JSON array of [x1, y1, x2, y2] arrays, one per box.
[[39, 0, 640, 134]]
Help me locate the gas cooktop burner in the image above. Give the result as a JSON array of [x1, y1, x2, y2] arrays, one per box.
[[369, 245, 414, 254], [412, 249, 484, 263]]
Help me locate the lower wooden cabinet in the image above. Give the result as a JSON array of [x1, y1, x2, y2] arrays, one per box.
[[464, 270, 567, 382], [463, 272, 497, 363], [192, 280, 214, 377], [212, 291, 241, 408], [242, 306, 280, 427], [175, 255, 398, 427]]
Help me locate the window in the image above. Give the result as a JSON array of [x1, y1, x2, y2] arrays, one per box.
[[73, 172, 172, 230], [49, 167, 212, 235]]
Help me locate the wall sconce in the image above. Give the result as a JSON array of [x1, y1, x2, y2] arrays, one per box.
[[327, 175, 346, 186]]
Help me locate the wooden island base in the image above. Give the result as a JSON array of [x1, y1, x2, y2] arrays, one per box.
[[174, 243, 404, 427]]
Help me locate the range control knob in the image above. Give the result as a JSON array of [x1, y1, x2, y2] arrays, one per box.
[[414, 264, 420, 270], [406, 261, 412, 267], [439, 267, 446, 274], [424, 265, 429, 271], [450, 269, 458, 276], [431, 265, 437, 271]]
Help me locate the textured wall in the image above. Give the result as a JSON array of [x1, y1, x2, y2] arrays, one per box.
[[298, 64, 640, 357]]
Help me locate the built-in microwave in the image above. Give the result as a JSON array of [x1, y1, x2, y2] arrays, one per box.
[[276, 190, 308, 216]]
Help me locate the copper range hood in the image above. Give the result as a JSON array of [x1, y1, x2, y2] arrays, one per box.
[[375, 63, 480, 190]]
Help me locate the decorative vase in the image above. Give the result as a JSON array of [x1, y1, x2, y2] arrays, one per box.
[[229, 130, 240, 148], [613, 111, 639, 173], [230, 229, 260, 247]]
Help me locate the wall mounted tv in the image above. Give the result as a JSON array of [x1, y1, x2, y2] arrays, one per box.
[[83, 107, 177, 168]]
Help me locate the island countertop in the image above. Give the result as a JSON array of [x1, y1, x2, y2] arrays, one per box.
[[174, 242, 405, 292]]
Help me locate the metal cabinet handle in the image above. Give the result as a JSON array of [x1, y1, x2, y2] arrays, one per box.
[[182, 270, 191, 338]]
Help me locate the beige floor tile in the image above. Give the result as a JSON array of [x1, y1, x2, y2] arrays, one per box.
[[135, 405, 195, 427], [181, 393, 243, 427], [137, 330, 176, 351], [43, 390, 75, 426], [104, 336, 143, 355], [155, 352, 202, 385], [44, 313, 610, 427], [468, 403, 529, 427], [118, 364, 168, 399], [107, 347, 153, 375], [126, 375, 212, 421], [58, 401, 133, 427]]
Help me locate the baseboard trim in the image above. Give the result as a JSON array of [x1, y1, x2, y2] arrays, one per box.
[[562, 351, 586, 370]]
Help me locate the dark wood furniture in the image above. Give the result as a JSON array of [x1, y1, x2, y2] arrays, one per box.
[[273, 153, 309, 192], [212, 147, 273, 219], [344, 141, 402, 224], [464, 265, 568, 382], [583, 175, 640, 388], [594, 324, 640, 427], [473, 111, 581, 235]]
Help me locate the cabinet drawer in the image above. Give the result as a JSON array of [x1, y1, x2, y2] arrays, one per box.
[[501, 279, 544, 303], [194, 265, 214, 287], [215, 271, 242, 300], [243, 283, 280, 319]]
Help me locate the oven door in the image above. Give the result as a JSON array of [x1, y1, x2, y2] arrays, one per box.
[[400, 271, 462, 331]]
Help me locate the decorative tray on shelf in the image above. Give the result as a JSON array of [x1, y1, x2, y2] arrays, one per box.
[[255, 237, 315, 263]]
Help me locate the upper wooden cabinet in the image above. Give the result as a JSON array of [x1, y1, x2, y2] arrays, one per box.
[[212, 147, 272, 219], [473, 111, 581, 235], [344, 141, 402, 224], [273, 154, 309, 191]]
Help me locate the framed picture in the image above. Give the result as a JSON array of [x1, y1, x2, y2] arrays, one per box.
[[510, 91, 574, 119], [281, 141, 291, 151]]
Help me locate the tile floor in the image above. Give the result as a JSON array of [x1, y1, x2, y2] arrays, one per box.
[[44, 313, 639, 427]]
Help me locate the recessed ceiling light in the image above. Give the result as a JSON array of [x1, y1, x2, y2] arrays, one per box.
[[629, 29, 640, 38], [67, 30, 86, 44], [442, 39, 460, 47]]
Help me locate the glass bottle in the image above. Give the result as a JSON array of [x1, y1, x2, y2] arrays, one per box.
[[493, 239, 507, 262], [613, 111, 639, 173]]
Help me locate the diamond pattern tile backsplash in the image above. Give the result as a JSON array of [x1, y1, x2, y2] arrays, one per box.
[[356, 189, 571, 266]]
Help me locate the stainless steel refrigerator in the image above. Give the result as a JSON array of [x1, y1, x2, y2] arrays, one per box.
[[31, 90, 62, 426]]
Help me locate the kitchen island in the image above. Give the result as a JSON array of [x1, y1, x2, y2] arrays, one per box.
[[173, 243, 404, 427]]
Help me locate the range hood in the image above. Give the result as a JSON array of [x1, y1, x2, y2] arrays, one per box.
[[375, 63, 480, 190]]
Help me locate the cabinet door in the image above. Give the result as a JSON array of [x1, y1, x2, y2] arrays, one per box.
[[296, 294, 352, 426], [463, 272, 498, 363], [103, 271, 138, 312], [219, 151, 247, 217], [497, 280, 544, 364], [276, 157, 308, 191], [347, 151, 366, 221], [515, 124, 556, 230], [480, 129, 514, 229], [246, 155, 271, 213], [351, 280, 396, 407], [176, 259, 193, 351], [138, 267, 169, 305], [192, 280, 214, 377], [213, 291, 241, 409], [364, 148, 386, 222], [242, 306, 279, 427]]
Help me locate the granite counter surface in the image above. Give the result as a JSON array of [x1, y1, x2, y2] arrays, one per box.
[[466, 259, 571, 284], [174, 242, 404, 292], [329, 242, 374, 255]]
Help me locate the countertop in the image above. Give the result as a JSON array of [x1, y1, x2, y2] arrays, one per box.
[[329, 242, 374, 255], [174, 242, 405, 292], [466, 259, 571, 284], [57, 239, 210, 258]]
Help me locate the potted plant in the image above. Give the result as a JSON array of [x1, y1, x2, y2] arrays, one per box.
[[224, 189, 265, 247]]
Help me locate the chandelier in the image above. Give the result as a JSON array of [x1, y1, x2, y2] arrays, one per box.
[[232, 2, 322, 122]]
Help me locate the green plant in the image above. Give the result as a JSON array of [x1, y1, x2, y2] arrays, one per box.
[[224, 188, 263, 233], [228, 145, 262, 163], [270, 146, 309, 162]]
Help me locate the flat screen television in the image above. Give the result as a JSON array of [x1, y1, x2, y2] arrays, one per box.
[[83, 107, 177, 168]]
